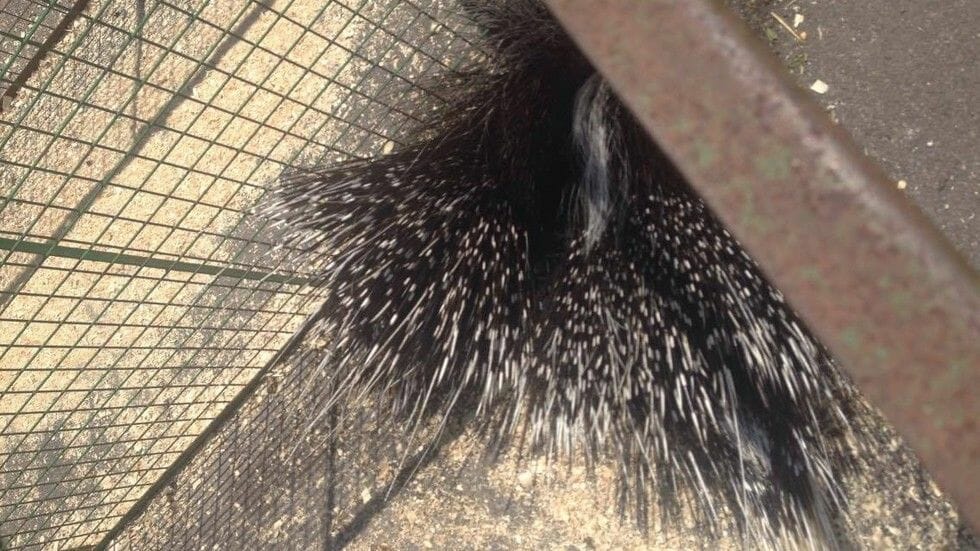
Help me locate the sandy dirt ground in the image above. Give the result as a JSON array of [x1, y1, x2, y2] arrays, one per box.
[[0, 0, 380, 546]]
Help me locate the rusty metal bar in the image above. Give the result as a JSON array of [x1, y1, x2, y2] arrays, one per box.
[[544, 0, 980, 529]]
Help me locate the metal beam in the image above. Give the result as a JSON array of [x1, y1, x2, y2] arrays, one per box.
[[0, 236, 307, 285], [544, 0, 979, 529]]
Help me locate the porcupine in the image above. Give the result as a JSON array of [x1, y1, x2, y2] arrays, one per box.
[[263, 0, 865, 547]]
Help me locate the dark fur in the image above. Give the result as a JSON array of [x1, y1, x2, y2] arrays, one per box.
[[264, 1, 862, 546]]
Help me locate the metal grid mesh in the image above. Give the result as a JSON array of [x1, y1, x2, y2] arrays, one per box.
[[0, 0, 82, 114], [0, 0, 471, 548]]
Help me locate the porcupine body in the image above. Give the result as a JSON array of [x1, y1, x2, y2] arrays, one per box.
[[264, 1, 862, 547]]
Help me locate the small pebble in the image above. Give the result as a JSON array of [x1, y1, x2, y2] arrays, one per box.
[[810, 79, 829, 94], [517, 471, 534, 487], [896, 180, 907, 190]]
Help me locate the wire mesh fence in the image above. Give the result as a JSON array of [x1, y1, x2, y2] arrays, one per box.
[[0, 0, 471, 548], [0, 0, 83, 114]]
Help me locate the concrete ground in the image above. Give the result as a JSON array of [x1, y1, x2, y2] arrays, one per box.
[[728, 0, 978, 268]]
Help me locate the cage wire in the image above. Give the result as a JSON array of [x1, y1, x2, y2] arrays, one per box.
[[0, 0, 475, 548], [1, 1, 81, 114]]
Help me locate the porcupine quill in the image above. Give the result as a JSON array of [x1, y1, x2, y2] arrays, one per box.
[[262, 1, 865, 547]]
